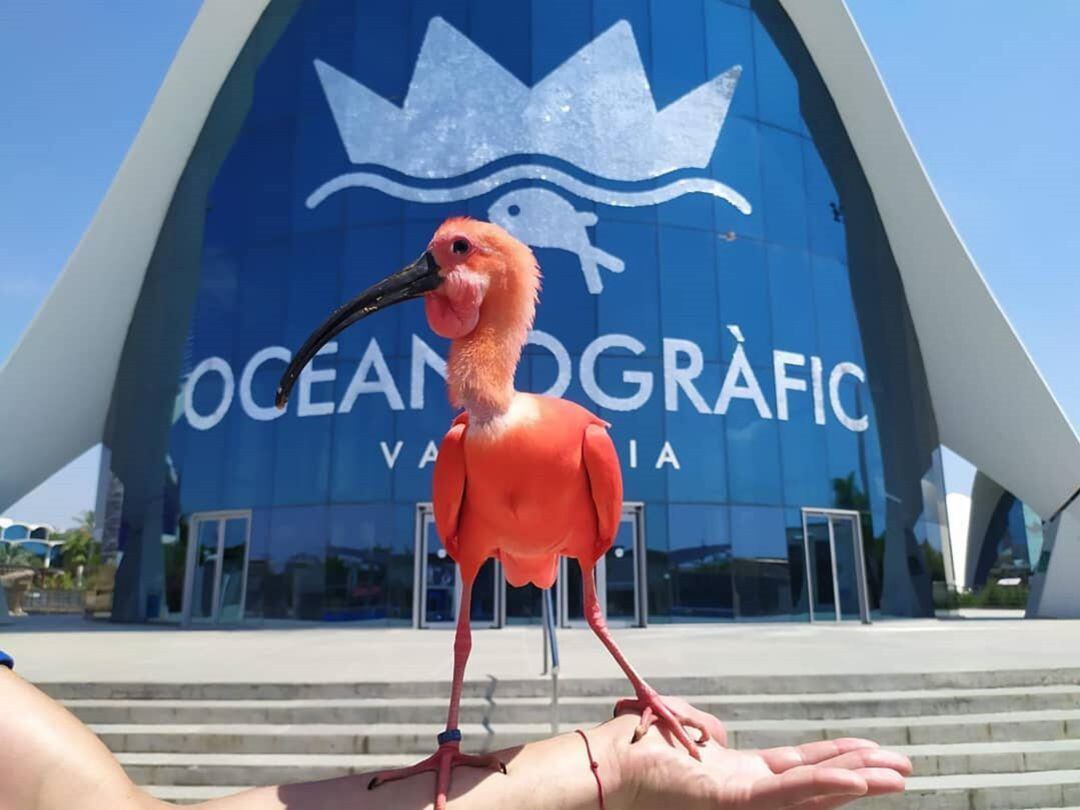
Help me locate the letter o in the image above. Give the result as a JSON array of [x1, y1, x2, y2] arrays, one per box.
[[184, 357, 235, 431], [240, 346, 291, 421]]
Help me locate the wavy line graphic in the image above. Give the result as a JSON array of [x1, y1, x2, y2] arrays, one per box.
[[306, 164, 752, 214]]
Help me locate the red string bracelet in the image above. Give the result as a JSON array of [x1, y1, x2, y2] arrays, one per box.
[[574, 729, 606, 810]]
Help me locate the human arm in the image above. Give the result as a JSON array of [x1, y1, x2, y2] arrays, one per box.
[[0, 667, 908, 810], [205, 700, 909, 810]]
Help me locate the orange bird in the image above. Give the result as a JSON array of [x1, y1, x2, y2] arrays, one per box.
[[276, 218, 707, 809]]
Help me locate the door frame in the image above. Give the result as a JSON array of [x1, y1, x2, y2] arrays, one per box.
[[800, 507, 871, 624], [557, 502, 647, 629], [413, 503, 501, 629], [180, 510, 252, 626]]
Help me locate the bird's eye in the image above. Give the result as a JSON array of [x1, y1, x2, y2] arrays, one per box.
[[451, 238, 470, 255]]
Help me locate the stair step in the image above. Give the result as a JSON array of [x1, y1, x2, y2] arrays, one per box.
[[61, 685, 1080, 725], [90, 710, 1080, 757], [725, 709, 1080, 748], [38, 667, 1080, 700], [896, 740, 1080, 776], [865, 769, 1080, 809]]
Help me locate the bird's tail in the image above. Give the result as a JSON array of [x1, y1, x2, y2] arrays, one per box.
[[501, 550, 559, 590]]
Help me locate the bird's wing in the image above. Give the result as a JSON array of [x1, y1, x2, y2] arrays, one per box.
[[582, 423, 624, 561], [433, 422, 467, 560]]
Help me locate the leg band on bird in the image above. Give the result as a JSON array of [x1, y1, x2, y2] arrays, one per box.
[[367, 570, 506, 810]]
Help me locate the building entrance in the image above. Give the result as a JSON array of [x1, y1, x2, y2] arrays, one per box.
[[181, 511, 251, 625], [800, 508, 871, 623], [557, 503, 646, 628], [413, 503, 647, 628], [412, 504, 498, 628]]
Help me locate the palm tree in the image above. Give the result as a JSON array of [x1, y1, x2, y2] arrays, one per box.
[[0, 542, 37, 567], [59, 511, 100, 587]]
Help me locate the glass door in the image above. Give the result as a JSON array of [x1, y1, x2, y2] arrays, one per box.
[[800, 508, 871, 623], [558, 504, 646, 628], [182, 511, 251, 625], [413, 504, 497, 628]]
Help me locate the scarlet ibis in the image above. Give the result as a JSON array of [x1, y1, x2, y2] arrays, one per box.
[[276, 218, 707, 809]]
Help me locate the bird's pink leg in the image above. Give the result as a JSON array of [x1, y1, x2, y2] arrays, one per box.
[[580, 561, 709, 759], [368, 570, 505, 810]]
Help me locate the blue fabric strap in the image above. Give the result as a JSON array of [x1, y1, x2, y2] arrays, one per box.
[[0, 650, 13, 670]]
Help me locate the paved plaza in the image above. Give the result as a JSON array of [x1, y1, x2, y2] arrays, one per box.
[[5, 614, 1079, 684]]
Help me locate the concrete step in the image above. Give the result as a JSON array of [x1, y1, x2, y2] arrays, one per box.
[[89, 709, 1080, 756], [62, 685, 1080, 726], [897, 740, 1080, 777], [116, 740, 1080, 787], [865, 770, 1080, 809], [38, 667, 1080, 701]]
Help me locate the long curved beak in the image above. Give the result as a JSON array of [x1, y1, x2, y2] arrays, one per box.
[[275, 251, 442, 408]]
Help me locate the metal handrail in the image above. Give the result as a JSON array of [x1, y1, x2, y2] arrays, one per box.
[[541, 587, 560, 734]]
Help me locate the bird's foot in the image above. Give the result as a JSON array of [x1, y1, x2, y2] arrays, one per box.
[[614, 691, 709, 760], [367, 729, 506, 810]]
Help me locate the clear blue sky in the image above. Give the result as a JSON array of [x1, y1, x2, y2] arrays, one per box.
[[1, 1, 1077, 528]]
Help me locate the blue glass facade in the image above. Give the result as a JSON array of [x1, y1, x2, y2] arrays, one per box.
[[972, 493, 1046, 589], [103, 0, 950, 624]]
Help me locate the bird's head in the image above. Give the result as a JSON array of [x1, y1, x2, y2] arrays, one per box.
[[275, 217, 539, 409]]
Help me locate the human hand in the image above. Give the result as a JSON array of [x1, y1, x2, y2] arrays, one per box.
[[610, 696, 911, 810]]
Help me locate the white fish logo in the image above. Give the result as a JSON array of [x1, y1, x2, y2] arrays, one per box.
[[308, 17, 752, 294], [488, 189, 624, 295]]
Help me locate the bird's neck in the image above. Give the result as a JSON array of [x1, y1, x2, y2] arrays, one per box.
[[448, 325, 523, 423]]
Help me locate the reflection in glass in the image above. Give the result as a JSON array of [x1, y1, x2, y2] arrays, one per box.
[[190, 519, 219, 622], [606, 520, 637, 622], [665, 505, 733, 621], [424, 515, 456, 624], [134, 0, 953, 626], [505, 583, 543, 625], [218, 518, 248, 621], [831, 517, 862, 620]]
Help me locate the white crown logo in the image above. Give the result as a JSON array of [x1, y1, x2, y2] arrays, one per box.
[[307, 17, 752, 294], [316, 17, 741, 181]]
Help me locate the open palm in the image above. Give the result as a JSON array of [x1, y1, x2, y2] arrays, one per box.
[[617, 697, 910, 810]]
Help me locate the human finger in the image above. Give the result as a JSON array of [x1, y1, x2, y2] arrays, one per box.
[[812, 748, 912, 778], [851, 767, 907, 795], [758, 738, 880, 773], [746, 765, 867, 808]]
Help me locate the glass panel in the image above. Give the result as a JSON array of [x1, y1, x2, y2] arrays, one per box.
[[217, 518, 249, 622], [562, 559, 586, 624], [830, 516, 862, 620], [505, 583, 543, 625], [667, 505, 733, 621], [190, 520, 219, 622], [605, 519, 637, 623], [163, 520, 189, 619], [423, 515, 456, 625], [471, 559, 497, 625], [804, 515, 835, 620], [134, 0, 949, 625]]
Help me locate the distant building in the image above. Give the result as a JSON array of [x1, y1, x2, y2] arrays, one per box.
[[0, 518, 62, 567], [1, 0, 1077, 624]]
